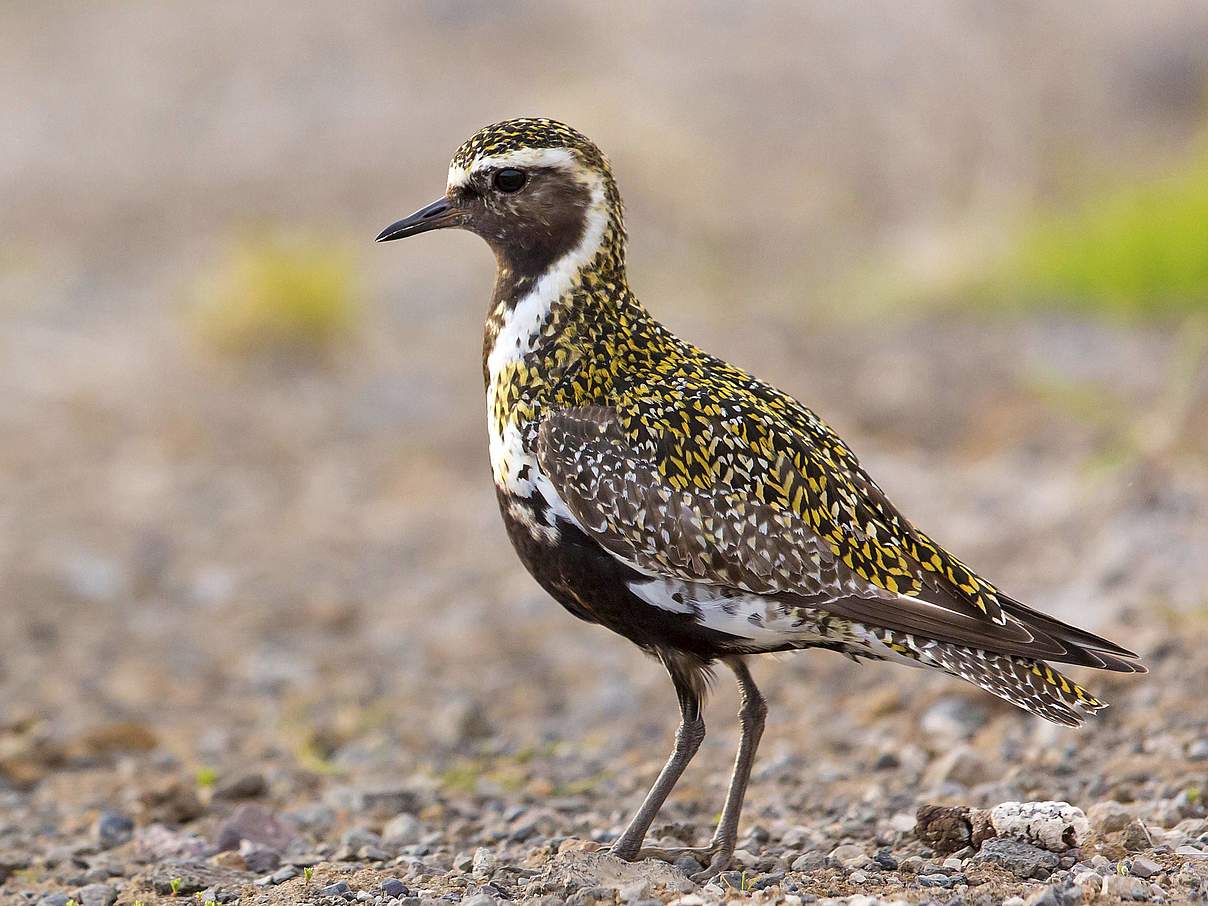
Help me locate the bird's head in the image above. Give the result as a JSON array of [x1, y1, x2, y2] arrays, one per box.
[[377, 118, 625, 282]]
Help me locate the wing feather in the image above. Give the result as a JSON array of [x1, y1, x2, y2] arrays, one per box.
[[537, 404, 1142, 673]]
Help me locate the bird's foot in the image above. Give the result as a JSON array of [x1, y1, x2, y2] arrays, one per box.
[[634, 843, 733, 881]]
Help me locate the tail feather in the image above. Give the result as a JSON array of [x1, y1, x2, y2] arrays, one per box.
[[880, 631, 1109, 726]]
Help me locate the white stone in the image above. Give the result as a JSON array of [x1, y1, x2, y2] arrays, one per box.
[[989, 800, 1089, 851]]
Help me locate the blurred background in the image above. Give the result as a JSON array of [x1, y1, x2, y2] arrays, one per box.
[[2, 0, 1208, 876]]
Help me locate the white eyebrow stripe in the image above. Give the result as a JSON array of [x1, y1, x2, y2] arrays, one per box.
[[446, 147, 578, 190]]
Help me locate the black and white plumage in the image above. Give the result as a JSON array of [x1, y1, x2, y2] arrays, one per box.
[[377, 118, 1145, 876]]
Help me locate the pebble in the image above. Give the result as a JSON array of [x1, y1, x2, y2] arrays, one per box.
[[212, 771, 267, 800], [1129, 855, 1162, 878], [972, 838, 1059, 879], [1187, 739, 1208, 761], [92, 811, 134, 849], [792, 850, 826, 872], [215, 803, 298, 852], [383, 813, 425, 847], [269, 864, 300, 884], [472, 846, 497, 876], [239, 841, 281, 873], [321, 879, 351, 896], [38, 896, 71, 906], [1102, 873, 1150, 900], [75, 884, 116, 906], [381, 877, 409, 897], [828, 843, 872, 870]]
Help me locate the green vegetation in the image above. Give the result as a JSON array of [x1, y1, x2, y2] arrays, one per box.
[[194, 765, 218, 787], [1001, 147, 1208, 317], [193, 234, 360, 359]]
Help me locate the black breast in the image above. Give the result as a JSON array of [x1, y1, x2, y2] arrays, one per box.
[[495, 488, 742, 660]]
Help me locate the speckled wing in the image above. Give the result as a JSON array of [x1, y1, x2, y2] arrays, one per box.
[[536, 404, 1142, 672]]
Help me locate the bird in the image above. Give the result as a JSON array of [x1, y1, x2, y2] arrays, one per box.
[[376, 117, 1145, 877]]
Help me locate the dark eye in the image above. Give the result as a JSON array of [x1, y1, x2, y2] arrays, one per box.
[[493, 168, 526, 193]]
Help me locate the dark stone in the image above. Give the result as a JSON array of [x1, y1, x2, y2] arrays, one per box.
[[93, 812, 134, 849], [972, 837, 1060, 879], [75, 884, 116, 906], [381, 878, 409, 898]]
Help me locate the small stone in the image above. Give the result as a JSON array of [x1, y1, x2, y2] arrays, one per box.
[[75, 886, 116, 906], [138, 778, 204, 824], [943, 856, 963, 869], [382, 813, 425, 847], [213, 771, 267, 800], [38, 895, 71, 906], [341, 826, 381, 850], [1003, 898, 1025, 906], [269, 864, 299, 884], [238, 840, 280, 874], [135, 824, 212, 861], [1187, 739, 1208, 761], [358, 845, 390, 862], [972, 837, 1060, 879], [215, 804, 298, 853], [919, 873, 956, 888], [828, 843, 872, 870], [873, 849, 898, 870], [889, 812, 916, 833], [873, 751, 900, 770], [462, 895, 498, 906], [1102, 873, 1149, 900], [1129, 855, 1162, 879], [320, 880, 351, 896], [381, 878, 409, 898], [849, 869, 868, 883], [93, 811, 134, 849], [472, 846, 497, 876], [787, 850, 826, 874], [674, 855, 703, 874]]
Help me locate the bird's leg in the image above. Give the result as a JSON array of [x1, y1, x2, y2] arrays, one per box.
[[637, 658, 767, 880], [610, 669, 705, 861]]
